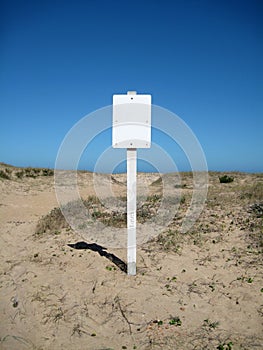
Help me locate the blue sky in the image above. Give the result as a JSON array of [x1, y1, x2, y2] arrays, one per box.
[[1, 0, 262, 172]]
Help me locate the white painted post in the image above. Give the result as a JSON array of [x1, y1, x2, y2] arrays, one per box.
[[112, 90, 151, 276], [127, 148, 137, 275]]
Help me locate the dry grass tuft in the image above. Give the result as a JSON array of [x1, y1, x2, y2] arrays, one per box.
[[34, 195, 163, 235], [35, 207, 70, 235]]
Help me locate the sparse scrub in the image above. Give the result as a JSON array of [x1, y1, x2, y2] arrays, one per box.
[[248, 203, 263, 218], [35, 195, 166, 235], [180, 195, 186, 204], [24, 167, 37, 178], [240, 182, 263, 202], [155, 230, 181, 252], [15, 170, 24, 179], [1, 165, 55, 180], [203, 319, 219, 329], [35, 207, 70, 235], [219, 175, 234, 183], [217, 342, 233, 350], [3, 170, 263, 349], [24, 167, 54, 178], [169, 317, 182, 326], [5, 168, 11, 174], [150, 173, 263, 254], [42, 168, 54, 176], [0, 169, 11, 179]]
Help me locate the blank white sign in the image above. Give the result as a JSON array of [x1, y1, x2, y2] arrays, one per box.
[[112, 94, 151, 148]]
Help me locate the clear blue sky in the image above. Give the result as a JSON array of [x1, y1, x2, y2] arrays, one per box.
[[1, 0, 262, 172]]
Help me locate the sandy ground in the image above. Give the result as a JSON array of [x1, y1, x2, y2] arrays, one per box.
[[0, 165, 262, 350]]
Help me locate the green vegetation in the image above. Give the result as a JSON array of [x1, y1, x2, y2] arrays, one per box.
[[0, 165, 54, 180], [219, 175, 234, 183], [217, 342, 233, 350], [35, 194, 165, 235], [0, 169, 11, 180], [15, 171, 24, 179], [106, 265, 116, 271], [42, 168, 54, 176], [152, 173, 263, 254], [169, 317, 182, 326], [33, 172, 262, 262], [203, 319, 219, 329]]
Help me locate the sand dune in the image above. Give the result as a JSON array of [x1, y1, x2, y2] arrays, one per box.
[[0, 164, 262, 349]]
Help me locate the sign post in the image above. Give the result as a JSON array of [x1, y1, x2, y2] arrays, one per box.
[[112, 91, 151, 275], [127, 147, 137, 275]]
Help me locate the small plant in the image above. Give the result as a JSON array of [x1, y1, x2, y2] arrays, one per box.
[[42, 168, 54, 176], [24, 167, 37, 178], [153, 319, 163, 326], [169, 317, 182, 326], [106, 265, 116, 271], [217, 342, 233, 350], [35, 207, 70, 235], [15, 171, 24, 179], [219, 175, 234, 183], [92, 210, 103, 219], [203, 319, 219, 329], [5, 167, 11, 174], [0, 170, 11, 179], [147, 194, 161, 203], [165, 284, 172, 292], [180, 195, 186, 204], [209, 284, 215, 292], [248, 203, 263, 218]]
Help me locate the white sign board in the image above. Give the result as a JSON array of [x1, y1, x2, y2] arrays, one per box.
[[112, 94, 151, 148]]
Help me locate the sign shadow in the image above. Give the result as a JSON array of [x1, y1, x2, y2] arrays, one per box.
[[67, 241, 127, 273]]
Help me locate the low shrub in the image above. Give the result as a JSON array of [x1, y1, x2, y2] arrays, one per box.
[[42, 168, 54, 176], [219, 175, 234, 183], [35, 195, 163, 235], [0, 169, 11, 179], [15, 171, 24, 179], [35, 207, 70, 235]]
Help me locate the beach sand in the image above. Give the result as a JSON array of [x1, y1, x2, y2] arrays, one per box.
[[0, 164, 262, 349]]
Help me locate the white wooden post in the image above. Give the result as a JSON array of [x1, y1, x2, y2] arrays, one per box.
[[112, 90, 151, 276], [127, 148, 137, 275]]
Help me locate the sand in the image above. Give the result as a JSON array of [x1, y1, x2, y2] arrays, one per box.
[[0, 165, 262, 349]]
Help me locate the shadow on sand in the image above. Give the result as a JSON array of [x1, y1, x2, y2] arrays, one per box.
[[67, 241, 127, 273]]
